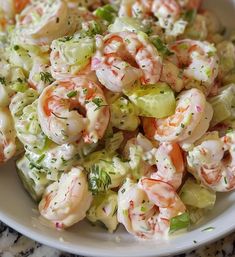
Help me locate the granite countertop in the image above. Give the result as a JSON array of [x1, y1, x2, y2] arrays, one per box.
[[0, 221, 234, 257]]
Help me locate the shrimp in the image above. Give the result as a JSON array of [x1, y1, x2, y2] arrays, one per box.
[[39, 167, 92, 228], [151, 142, 185, 190], [15, 0, 77, 45], [123, 133, 155, 179], [1, 0, 30, 19], [143, 88, 212, 144], [37, 76, 110, 145], [119, 0, 153, 19], [187, 131, 235, 192], [168, 39, 219, 88], [117, 178, 186, 239], [65, 0, 102, 9], [0, 108, 16, 163], [91, 32, 162, 92], [119, 0, 201, 29]]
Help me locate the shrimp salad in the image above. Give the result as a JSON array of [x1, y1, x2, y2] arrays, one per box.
[[0, 0, 235, 241]]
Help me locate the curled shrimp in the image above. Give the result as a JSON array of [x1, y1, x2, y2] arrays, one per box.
[[117, 178, 186, 239], [91, 32, 162, 92], [187, 131, 235, 192], [38, 76, 110, 145], [119, 0, 153, 19], [0, 107, 16, 163], [151, 142, 185, 190], [168, 39, 219, 89], [39, 167, 92, 228], [15, 0, 77, 45], [143, 88, 212, 144]]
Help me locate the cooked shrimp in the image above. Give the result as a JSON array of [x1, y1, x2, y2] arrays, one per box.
[[39, 167, 92, 228], [1, 0, 30, 19], [119, 0, 200, 30], [178, 0, 202, 10], [117, 178, 186, 239], [65, 0, 102, 9], [0, 107, 16, 163], [119, 0, 153, 19], [123, 133, 155, 179], [91, 32, 162, 92], [151, 142, 185, 190], [15, 0, 77, 45], [144, 88, 209, 143], [38, 76, 109, 145], [168, 39, 219, 88], [152, 0, 181, 29], [187, 131, 235, 192]]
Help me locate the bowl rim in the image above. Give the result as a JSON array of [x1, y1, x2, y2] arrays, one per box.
[[0, 210, 235, 257]]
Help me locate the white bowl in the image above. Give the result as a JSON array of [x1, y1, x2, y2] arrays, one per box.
[[1, 1, 235, 256]]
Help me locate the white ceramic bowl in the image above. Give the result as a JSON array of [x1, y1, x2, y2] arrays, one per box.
[[1, 1, 235, 256]]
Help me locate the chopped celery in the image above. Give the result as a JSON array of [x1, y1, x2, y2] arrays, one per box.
[[15, 100, 47, 152], [169, 213, 190, 234], [16, 156, 51, 202], [52, 36, 95, 74], [94, 5, 117, 23], [9, 88, 38, 118], [109, 17, 148, 33], [183, 9, 197, 24], [10, 81, 28, 93], [110, 97, 140, 131], [223, 68, 235, 84], [125, 83, 176, 118], [105, 132, 124, 153], [187, 206, 206, 224], [180, 178, 216, 209], [87, 190, 118, 232], [209, 84, 235, 126]]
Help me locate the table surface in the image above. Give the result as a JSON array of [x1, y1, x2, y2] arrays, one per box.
[[0, 221, 235, 257]]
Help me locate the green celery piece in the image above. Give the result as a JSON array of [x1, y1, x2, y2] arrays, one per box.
[[125, 82, 176, 118], [169, 212, 190, 234], [209, 84, 235, 126], [180, 178, 216, 209]]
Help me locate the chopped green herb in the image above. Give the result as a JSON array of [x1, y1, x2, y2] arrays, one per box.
[[52, 112, 68, 120], [201, 227, 215, 232], [88, 165, 111, 195], [151, 37, 173, 57], [39, 72, 54, 84], [92, 97, 107, 111], [13, 45, 20, 51], [0, 77, 6, 85], [67, 90, 77, 98], [36, 154, 45, 164]]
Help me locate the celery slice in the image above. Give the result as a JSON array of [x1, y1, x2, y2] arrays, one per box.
[[169, 213, 190, 234], [180, 178, 216, 209], [125, 83, 176, 118], [209, 84, 235, 126], [16, 156, 50, 202], [109, 17, 148, 33]]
